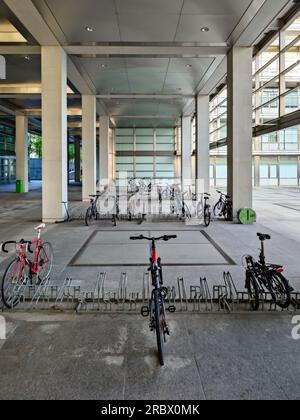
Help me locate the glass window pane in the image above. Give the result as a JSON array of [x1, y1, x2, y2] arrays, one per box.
[[280, 164, 297, 178]]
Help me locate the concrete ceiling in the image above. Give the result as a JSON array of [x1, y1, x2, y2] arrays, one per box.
[[42, 0, 253, 43], [0, 0, 296, 128]]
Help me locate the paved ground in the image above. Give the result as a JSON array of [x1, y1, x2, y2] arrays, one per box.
[[0, 185, 300, 400], [0, 312, 299, 400]]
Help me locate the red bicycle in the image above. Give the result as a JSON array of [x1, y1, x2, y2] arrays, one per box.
[[1, 224, 53, 309]]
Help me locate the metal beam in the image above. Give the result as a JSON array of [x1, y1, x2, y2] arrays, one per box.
[[65, 45, 229, 57], [2, 0, 59, 45], [253, 110, 300, 137], [0, 46, 41, 55], [97, 94, 193, 100], [111, 115, 179, 119]]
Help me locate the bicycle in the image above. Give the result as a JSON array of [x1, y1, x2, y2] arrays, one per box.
[[85, 192, 101, 226], [214, 190, 232, 221], [243, 233, 292, 311], [130, 234, 177, 366], [1, 224, 53, 309], [196, 193, 211, 227]]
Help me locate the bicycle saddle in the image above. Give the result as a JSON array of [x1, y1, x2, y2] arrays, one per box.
[[257, 233, 271, 241], [35, 223, 46, 230]]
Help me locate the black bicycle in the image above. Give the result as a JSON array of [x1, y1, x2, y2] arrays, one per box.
[[244, 233, 292, 311], [85, 193, 101, 226], [130, 234, 177, 366], [196, 193, 211, 227], [214, 190, 232, 221], [85, 192, 118, 227]]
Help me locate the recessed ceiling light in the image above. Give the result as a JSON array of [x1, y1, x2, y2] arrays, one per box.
[[85, 26, 94, 32], [201, 27, 210, 32]]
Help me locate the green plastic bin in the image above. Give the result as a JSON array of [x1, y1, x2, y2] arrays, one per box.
[[16, 180, 24, 193], [237, 208, 256, 225]]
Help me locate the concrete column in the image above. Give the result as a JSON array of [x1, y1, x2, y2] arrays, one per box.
[[227, 47, 253, 220], [99, 116, 110, 187], [196, 95, 210, 195], [181, 116, 192, 190], [74, 139, 81, 183], [42, 46, 67, 222], [254, 156, 260, 187], [82, 95, 97, 201], [15, 115, 29, 192]]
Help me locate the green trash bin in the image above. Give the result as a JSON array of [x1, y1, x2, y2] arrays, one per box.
[[237, 208, 256, 225], [16, 180, 24, 193]]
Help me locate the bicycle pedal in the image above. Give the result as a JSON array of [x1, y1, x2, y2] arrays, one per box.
[[141, 306, 150, 317], [167, 305, 176, 313]]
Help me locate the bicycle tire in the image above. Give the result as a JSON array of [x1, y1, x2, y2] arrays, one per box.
[[1, 258, 27, 309], [85, 207, 94, 226], [213, 200, 222, 217], [183, 203, 191, 219], [269, 272, 291, 309], [37, 242, 53, 284], [224, 202, 233, 221], [246, 271, 260, 311], [204, 207, 211, 227], [154, 289, 164, 366]]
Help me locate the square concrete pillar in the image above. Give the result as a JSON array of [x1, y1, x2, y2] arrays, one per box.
[[82, 95, 96, 201], [42, 46, 68, 222], [15, 115, 29, 193], [196, 95, 210, 195], [99, 115, 110, 187], [227, 47, 253, 220], [181, 116, 192, 190]]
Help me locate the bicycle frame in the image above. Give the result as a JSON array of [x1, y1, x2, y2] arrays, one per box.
[[12, 232, 49, 285]]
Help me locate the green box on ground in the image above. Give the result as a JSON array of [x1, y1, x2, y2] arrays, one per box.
[[16, 180, 23, 193]]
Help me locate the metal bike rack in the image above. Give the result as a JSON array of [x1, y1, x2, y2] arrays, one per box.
[[177, 278, 188, 311], [142, 272, 151, 304], [190, 278, 213, 312], [2, 269, 300, 315]]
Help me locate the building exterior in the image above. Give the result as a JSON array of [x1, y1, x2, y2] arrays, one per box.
[[209, 13, 300, 187]]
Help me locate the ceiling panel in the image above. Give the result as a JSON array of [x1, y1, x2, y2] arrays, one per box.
[[118, 13, 179, 42], [112, 117, 178, 128], [182, 0, 253, 15], [126, 73, 166, 94], [44, 0, 120, 43], [0, 55, 40, 83], [115, 0, 184, 14], [175, 14, 238, 42], [167, 57, 214, 73], [125, 58, 169, 72]]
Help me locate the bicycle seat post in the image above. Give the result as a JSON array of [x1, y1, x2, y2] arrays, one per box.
[[259, 239, 265, 266]]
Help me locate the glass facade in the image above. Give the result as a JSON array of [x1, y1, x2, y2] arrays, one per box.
[[209, 12, 300, 188], [0, 123, 16, 184], [115, 127, 175, 182]]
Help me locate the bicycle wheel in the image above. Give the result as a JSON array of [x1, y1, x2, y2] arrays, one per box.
[[183, 203, 191, 219], [85, 206, 94, 226], [154, 289, 164, 366], [37, 242, 53, 284], [1, 258, 29, 309], [213, 200, 222, 217], [204, 207, 211, 227], [269, 272, 291, 309], [224, 202, 233, 221], [246, 272, 260, 311]]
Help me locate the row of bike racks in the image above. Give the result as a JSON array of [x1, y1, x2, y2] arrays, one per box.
[[1, 271, 300, 313]]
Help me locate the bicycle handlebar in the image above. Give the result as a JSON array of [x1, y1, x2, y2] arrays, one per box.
[[130, 235, 177, 242], [1, 240, 33, 254]]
